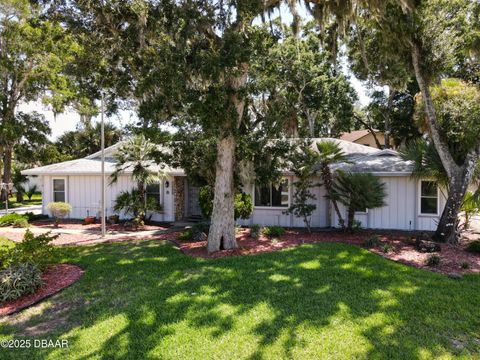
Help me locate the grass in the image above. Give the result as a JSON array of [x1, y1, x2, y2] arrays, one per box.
[[0, 240, 479, 359], [0, 193, 42, 210]]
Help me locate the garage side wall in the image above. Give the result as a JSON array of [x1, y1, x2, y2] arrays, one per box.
[[42, 174, 175, 222]]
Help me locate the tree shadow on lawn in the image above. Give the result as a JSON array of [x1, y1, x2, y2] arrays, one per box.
[[1, 240, 480, 359]]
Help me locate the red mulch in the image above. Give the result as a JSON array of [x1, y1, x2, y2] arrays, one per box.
[[0, 264, 84, 316], [174, 229, 480, 275], [30, 219, 169, 232]]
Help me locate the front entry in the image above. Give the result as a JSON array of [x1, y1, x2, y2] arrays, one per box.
[[187, 184, 202, 217]]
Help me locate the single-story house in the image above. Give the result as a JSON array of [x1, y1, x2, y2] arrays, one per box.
[[22, 138, 446, 231], [340, 129, 392, 149]]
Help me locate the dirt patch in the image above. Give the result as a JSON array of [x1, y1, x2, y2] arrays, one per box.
[[175, 229, 480, 275], [0, 264, 84, 316]]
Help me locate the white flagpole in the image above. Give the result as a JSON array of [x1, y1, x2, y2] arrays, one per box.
[[101, 92, 106, 237]]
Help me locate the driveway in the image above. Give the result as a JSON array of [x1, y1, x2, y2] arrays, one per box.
[[470, 214, 480, 234], [0, 204, 42, 215]]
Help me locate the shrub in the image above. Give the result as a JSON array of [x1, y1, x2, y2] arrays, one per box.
[[24, 212, 49, 222], [234, 193, 254, 220], [352, 220, 363, 232], [364, 235, 381, 248], [0, 262, 43, 302], [0, 237, 15, 250], [0, 213, 28, 227], [114, 190, 160, 226], [12, 217, 29, 228], [461, 261, 470, 270], [380, 243, 394, 253], [263, 226, 285, 237], [177, 230, 193, 241], [199, 186, 253, 220], [466, 240, 480, 254], [250, 224, 261, 239], [191, 222, 210, 235], [0, 230, 58, 270], [47, 202, 72, 227], [427, 255, 442, 267]]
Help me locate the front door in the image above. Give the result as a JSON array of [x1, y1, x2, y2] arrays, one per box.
[[187, 185, 202, 217]]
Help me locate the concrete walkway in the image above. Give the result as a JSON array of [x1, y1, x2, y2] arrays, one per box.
[[0, 204, 42, 215], [1, 224, 186, 246]]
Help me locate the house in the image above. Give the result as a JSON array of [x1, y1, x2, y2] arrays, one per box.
[[340, 129, 390, 149], [22, 138, 446, 231]]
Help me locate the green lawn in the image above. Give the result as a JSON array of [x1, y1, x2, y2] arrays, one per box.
[[0, 241, 479, 359], [0, 193, 42, 210]]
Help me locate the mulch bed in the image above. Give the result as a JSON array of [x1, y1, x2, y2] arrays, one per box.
[[0, 264, 84, 317], [175, 229, 480, 275], [30, 219, 169, 232]]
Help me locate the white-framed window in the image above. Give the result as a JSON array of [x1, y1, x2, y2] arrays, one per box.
[[52, 178, 66, 202], [146, 182, 162, 209], [354, 206, 368, 214], [419, 180, 439, 215], [254, 178, 289, 208]]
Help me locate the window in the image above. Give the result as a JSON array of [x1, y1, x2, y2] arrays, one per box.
[[255, 179, 289, 207], [53, 179, 65, 202], [354, 206, 368, 214], [146, 183, 161, 209], [420, 181, 438, 215]]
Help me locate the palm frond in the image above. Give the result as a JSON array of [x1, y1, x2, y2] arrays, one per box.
[[399, 138, 449, 188]]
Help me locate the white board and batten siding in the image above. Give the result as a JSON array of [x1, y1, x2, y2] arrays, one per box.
[[42, 174, 176, 222], [238, 176, 329, 228], [331, 176, 447, 231]]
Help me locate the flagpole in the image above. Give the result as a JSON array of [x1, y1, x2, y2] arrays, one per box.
[[101, 92, 106, 238]]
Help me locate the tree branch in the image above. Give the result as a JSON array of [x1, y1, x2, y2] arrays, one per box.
[[353, 113, 382, 148], [411, 42, 459, 178]]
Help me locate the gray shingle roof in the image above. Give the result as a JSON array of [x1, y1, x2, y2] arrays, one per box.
[[22, 139, 413, 177], [331, 150, 414, 175]]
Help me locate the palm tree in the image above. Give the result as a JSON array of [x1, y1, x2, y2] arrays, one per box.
[[12, 166, 28, 203], [399, 138, 449, 188], [330, 171, 387, 231], [110, 135, 160, 216], [316, 140, 348, 228]]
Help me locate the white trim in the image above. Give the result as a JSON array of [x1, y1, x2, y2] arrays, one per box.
[[253, 177, 291, 209], [355, 208, 369, 215], [52, 177, 67, 203], [418, 180, 439, 216]]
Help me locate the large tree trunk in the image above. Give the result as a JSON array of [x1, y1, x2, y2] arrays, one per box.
[[1, 147, 13, 201], [208, 135, 237, 253], [207, 63, 248, 253], [411, 43, 472, 243], [434, 158, 477, 244], [384, 88, 395, 149]]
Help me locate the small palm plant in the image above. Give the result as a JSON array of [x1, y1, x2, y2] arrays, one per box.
[[330, 171, 387, 232], [461, 191, 480, 230], [316, 140, 348, 228], [12, 167, 28, 203], [110, 135, 161, 222]]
